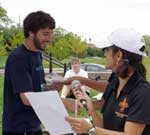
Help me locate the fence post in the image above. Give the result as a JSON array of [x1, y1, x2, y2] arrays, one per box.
[[49, 53, 52, 73], [64, 63, 67, 75]]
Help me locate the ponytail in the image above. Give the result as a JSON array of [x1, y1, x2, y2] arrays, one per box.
[[136, 62, 146, 79]]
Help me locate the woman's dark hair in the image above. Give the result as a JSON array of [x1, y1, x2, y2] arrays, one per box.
[[23, 11, 55, 38], [111, 45, 146, 79]]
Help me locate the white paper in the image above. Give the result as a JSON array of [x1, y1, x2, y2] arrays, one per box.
[[25, 91, 73, 135]]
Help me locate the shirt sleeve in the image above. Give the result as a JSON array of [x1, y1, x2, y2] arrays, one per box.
[[80, 69, 88, 78], [64, 70, 71, 78], [127, 83, 150, 125], [9, 59, 33, 94], [83, 70, 88, 78]]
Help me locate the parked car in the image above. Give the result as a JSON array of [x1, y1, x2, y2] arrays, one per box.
[[80, 63, 112, 80], [80, 63, 110, 72]]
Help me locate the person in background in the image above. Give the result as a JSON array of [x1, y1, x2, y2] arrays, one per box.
[[2, 11, 55, 135], [66, 28, 150, 135], [61, 57, 90, 98]]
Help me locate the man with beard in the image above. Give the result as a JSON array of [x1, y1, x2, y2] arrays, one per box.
[[2, 11, 55, 135]]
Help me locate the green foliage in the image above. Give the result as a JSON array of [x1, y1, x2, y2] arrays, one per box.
[[0, 55, 7, 68], [87, 47, 96, 56], [46, 29, 87, 59], [143, 35, 150, 56], [143, 56, 150, 80], [80, 57, 106, 65], [11, 31, 24, 47], [0, 33, 4, 45], [3, 25, 23, 45], [0, 4, 12, 27], [47, 37, 72, 60], [87, 47, 104, 57], [51, 27, 67, 43], [0, 75, 4, 133], [0, 45, 9, 56], [65, 33, 87, 57], [97, 49, 104, 57]]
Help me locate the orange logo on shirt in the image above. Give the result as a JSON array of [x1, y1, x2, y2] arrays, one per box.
[[119, 97, 128, 113]]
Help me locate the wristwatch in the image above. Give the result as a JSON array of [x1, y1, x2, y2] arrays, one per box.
[[88, 127, 95, 135]]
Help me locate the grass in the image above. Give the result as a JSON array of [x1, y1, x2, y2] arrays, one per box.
[[1, 55, 150, 80], [0, 56, 7, 68], [143, 57, 150, 81], [43, 56, 107, 68], [0, 75, 4, 135], [43, 56, 150, 81]]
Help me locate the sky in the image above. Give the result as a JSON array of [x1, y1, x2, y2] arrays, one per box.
[[1, 0, 150, 43]]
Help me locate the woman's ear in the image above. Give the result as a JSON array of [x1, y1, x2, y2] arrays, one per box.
[[116, 50, 123, 64]]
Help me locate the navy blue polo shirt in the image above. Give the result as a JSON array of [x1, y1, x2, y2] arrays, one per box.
[[102, 71, 150, 135], [2, 44, 45, 132]]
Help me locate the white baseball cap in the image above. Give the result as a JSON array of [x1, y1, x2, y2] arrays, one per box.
[[96, 28, 146, 56]]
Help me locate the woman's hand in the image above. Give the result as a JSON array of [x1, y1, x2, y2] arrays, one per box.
[[46, 81, 63, 91], [64, 76, 85, 85], [65, 116, 92, 134], [64, 77, 78, 85], [72, 88, 95, 115]]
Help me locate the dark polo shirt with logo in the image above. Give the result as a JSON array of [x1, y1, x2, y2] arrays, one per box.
[[102, 71, 150, 135]]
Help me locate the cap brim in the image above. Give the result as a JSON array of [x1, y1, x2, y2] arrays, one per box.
[[95, 38, 112, 49]]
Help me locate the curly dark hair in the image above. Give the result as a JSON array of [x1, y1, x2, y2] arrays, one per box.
[[23, 11, 55, 38]]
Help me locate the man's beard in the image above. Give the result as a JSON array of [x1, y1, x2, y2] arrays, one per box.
[[33, 36, 44, 51]]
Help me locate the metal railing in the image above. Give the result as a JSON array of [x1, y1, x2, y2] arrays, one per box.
[[42, 52, 70, 75]]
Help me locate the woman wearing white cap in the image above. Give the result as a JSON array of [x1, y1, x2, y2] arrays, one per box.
[[65, 28, 150, 135]]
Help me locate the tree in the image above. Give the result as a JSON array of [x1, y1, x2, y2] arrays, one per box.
[[86, 47, 104, 57], [0, 30, 4, 45], [0, 4, 12, 29], [47, 37, 72, 60], [51, 27, 67, 44], [3, 25, 23, 45], [11, 31, 24, 48], [46, 29, 87, 59], [0, 4, 13, 48], [46, 27, 70, 59], [65, 32, 87, 57], [143, 35, 150, 56]]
